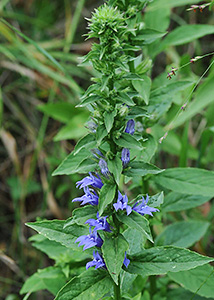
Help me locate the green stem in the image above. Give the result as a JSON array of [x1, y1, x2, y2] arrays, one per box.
[[114, 276, 121, 300]]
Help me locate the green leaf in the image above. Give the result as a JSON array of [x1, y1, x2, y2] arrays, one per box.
[[133, 29, 167, 44], [26, 220, 88, 250], [162, 25, 214, 47], [107, 156, 123, 185], [155, 221, 209, 248], [53, 114, 89, 141], [162, 192, 211, 212], [142, 134, 157, 163], [166, 287, 213, 300], [20, 267, 66, 296], [37, 102, 84, 123], [64, 206, 97, 227], [102, 234, 128, 284], [30, 235, 89, 263], [148, 192, 164, 208], [148, 81, 194, 119], [98, 183, 116, 216], [96, 124, 108, 145], [52, 149, 96, 176], [114, 133, 142, 150], [124, 161, 163, 177], [77, 94, 100, 107], [127, 246, 214, 277], [148, 0, 202, 10], [123, 228, 145, 255], [104, 111, 116, 133], [132, 76, 151, 105], [117, 92, 135, 106], [74, 134, 96, 155], [54, 269, 112, 300], [128, 106, 148, 118], [169, 75, 214, 129], [168, 264, 214, 298], [117, 211, 153, 243], [154, 168, 214, 197]]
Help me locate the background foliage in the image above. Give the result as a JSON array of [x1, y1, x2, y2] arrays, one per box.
[[0, 0, 214, 299]]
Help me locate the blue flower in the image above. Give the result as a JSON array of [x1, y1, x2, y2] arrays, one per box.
[[86, 251, 106, 270], [85, 212, 112, 232], [87, 120, 97, 133], [133, 195, 159, 216], [123, 251, 130, 268], [121, 148, 130, 167], [99, 159, 110, 177], [91, 148, 104, 159], [75, 229, 103, 250], [76, 172, 103, 189], [113, 192, 132, 215], [125, 119, 135, 135], [72, 187, 99, 206]]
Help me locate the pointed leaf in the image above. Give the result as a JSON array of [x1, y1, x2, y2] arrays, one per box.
[[102, 234, 128, 284], [124, 161, 164, 177], [64, 206, 97, 227], [107, 156, 123, 185], [114, 133, 142, 150], [104, 111, 116, 133], [26, 220, 88, 250], [74, 134, 96, 155], [117, 211, 153, 243], [127, 246, 214, 276], [154, 168, 214, 197], [54, 269, 112, 300], [98, 183, 116, 216], [168, 264, 214, 298], [155, 221, 209, 248]]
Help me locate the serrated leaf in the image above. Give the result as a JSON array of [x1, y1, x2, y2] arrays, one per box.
[[102, 234, 128, 284], [128, 106, 148, 118], [104, 111, 116, 133], [133, 29, 167, 44], [154, 168, 214, 197], [142, 134, 157, 163], [20, 267, 66, 296], [54, 269, 112, 300], [132, 76, 151, 105], [107, 156, 123, 185], [77, 94, 100, 107], [26, 220, 88, 250], [155, 221, 209, 248], [114, 133, 142, 150], [124, 161, 163, 177], [52, 149, 96, 176], [148, 192, 164, 207], [96, 124, 108, 145], [127, 246, 214, 277], [74, 134, 96, 155], [98, 183, 116, 216], [168, 264, 214, 298], [117, 211, 153, 243], [162, 192, 211, 212], [64, 206, 97, 227]]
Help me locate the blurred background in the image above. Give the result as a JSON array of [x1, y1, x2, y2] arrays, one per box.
[[0, 0, 214, 299]]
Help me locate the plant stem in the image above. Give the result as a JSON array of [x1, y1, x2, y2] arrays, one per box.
[[114, 276, 121, 300]]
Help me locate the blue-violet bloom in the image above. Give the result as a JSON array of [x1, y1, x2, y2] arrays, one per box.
[[123, 251, 130, 268], [99, 159, 110, 177], [91, 148, 104, 159], [75, 229, 103, 250], [113, 192, 132, 215], [85, 212, 111, 232], [86, 251, 106, 270], [133, 195, 159, 216], [76, 172, 103, 189], [121, 148, 130, 167], [125, 119, 135, 135], [72, 187, 99, 206]]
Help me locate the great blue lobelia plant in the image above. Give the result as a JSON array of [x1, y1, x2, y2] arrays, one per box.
[[22, 1, 214, 299]]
